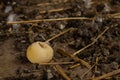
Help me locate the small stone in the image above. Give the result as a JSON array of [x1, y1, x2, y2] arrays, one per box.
[[60, 24, 65, 30], [47, 69, 53, 79]]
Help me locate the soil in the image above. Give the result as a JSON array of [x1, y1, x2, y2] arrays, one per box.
[[0, 0, 120, 80]]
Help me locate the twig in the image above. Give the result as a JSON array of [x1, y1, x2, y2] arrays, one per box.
[[94, 57, 99, 73], [39, 7, 71, 14], [7, 17, 93, 24], [91, 69, 120, 80], [57, 48, 91, 68], [92, 57, 99, 78], [7, 12, 120, 24], [37, 2, 52, 6], [81, 57, 99, 79], [81, 64, 96, 79], [107, 13, 120, 18], [45, 28, 74, 43], [37, 0, 68, 6], [39, 62, 74, 65], [73, 27, 109, 56], [17, 0, 69, 9], [53, 58, 71, 80], [69, 63, 80, 69], [54, 65, 71, 80]]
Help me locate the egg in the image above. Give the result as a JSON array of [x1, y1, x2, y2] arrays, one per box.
[[26, 42, 54, 64]]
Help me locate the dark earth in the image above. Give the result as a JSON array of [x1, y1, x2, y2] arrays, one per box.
[[0, 0, 120, 80]]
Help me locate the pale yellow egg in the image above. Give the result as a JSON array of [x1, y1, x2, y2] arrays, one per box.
[[27, 42, 54, 64]]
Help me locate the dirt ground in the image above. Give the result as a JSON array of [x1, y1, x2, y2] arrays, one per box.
[[0, 0, 120, 80]]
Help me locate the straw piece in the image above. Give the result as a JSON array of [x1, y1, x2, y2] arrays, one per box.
[[107, 13, 120, 18], [95, 57, 99, 73], [73, 27, 109, 56], [81, 64, 95, 79], [92, 69, 120, 80], [37, 0, 68, 6], [39, 62, 74, 65], [57, 48, 91, 68], [39, 7, 71, 14], [7, 17, 93, 24], [54, 65, 71, 80], [45, 28, 74, 43], [69, 63, 80, 69]]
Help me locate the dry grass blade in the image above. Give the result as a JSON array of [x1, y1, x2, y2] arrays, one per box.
[[7, 17, 93, 24], [73, 27, 109, 56], [54, 65, 71, 80], [57, 49, 91, 68], [45, 28, 74, 43], [91, 69, 120, 80]]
